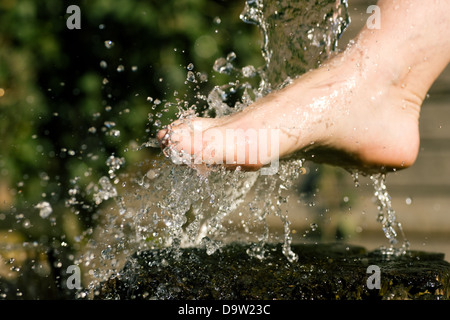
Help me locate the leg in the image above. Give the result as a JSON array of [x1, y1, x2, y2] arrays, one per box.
[[158, 0, 450, 173]]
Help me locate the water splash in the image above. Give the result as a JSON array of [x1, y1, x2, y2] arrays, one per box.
[[240, 0, 349, 91], [370, 173, 410, 257], [68, 0, 416, 297], [104, 40, 114, 49]]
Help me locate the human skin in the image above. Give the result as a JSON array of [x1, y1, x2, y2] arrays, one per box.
[[157, 0, 450, 174]]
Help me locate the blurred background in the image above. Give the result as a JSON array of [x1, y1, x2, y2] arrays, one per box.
[[0, 0, 261, 232], [0, 0, 264, 299], [0, 0, 449, 299]]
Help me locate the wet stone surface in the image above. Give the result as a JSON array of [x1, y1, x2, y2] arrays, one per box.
[[96, 243, 450, 300]]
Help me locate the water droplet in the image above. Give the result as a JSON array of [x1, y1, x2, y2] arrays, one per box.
[[104, 121, 116, 128], [351, 171, 360, 187], [198, 72, 208, 83], [213, 57, 233, 74], [187, 63, 194, 71], [101, 246, 113, 259], [186, 71, 196, 82], [146, 169, 159, 180], [93, 176, 118, 205], [405, 197, 412, 205], [116, 65, 125, 72], [241, 65, 256, 78], [226, 51, 236, 61], [100, 60, 108, 69], [202, 237, 221, 255], [109, 129, 121, 137], [104, 40, 114, 49], [35, 201, 52, 219]]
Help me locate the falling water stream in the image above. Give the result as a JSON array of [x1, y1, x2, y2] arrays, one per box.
[[26, 0, 411, 299]]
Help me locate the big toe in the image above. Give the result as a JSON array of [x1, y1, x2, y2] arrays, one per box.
[[157, 117, 220, 153]]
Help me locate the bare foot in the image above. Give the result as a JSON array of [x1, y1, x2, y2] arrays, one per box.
[[158, 43, 421, 173], [157, 0, 450, 174]]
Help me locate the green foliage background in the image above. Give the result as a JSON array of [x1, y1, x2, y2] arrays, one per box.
[[0, 0, 263, 240]]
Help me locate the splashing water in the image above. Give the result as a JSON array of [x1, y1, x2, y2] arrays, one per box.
[[147, 0, 350, 263], [59, 0, 412, 298], [370, 173, 410, 256], [35, 201, 53, 219], [240, 0, 349, 91], [77, 0, 343, 292]]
